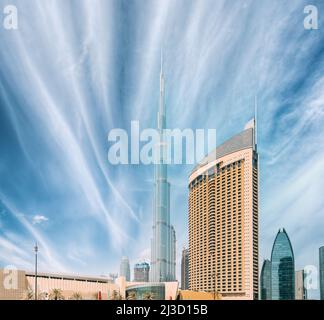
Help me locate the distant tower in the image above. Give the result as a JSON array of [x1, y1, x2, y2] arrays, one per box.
[[120, 256, 131, 281], [319, 246, 324, 300], [134, 262, 150, 282], [150, 52, 176, 282], [271, 229, 295, 300], [260, 259, 271, 300], [181, 248, 189, 290]]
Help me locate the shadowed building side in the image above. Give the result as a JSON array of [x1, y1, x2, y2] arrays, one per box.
[[260, 259, 271, 300], [181, 248, 189, 290], [319, 246, 324, 300]]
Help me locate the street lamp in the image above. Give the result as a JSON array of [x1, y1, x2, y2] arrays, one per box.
[[34, 242, 38, 300]]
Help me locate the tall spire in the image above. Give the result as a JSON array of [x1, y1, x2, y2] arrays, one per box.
[[254, 95, 258, 147], [160, 49, 163, 75], [158, 49, 165, 131], [151, 51, 176, 283]]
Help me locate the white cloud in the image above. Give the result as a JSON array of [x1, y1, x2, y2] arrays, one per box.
[[32, 215, 49, 225]]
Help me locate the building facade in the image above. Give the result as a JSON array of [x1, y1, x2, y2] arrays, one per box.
[[125, 282, 178, 300], [295, 270, 307, 300], [0, 269, 117, 300], [260, 259, 271, 300], [0, 269, 179, 300], [320, 246, 324, 300], [188, 121, 259, 300], [133, 262, 150, 282], [150, 55, 176, 282], [181, 248, 189, 290], [271, 229, 295, 300], [120, 256, 131, 281]]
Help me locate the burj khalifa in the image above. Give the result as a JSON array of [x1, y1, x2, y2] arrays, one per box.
[[150, 54, 176, 282]]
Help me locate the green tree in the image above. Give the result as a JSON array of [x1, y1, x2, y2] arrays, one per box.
[[38, 292, 49, 300], [70, 292, 83, 300], [111, 290, 122, 300], [23, 289, 34, 300], [49, 288, 65, 300], [143, 292, 155, 300], [126, 291, 137, 300]]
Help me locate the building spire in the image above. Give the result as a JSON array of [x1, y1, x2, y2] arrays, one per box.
[[254, 95, 258, 147], [158, 49, 165, 130], [160, 49, 163, 74]]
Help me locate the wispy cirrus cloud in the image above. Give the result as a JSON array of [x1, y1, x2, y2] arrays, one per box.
[[0, 0, 323, 299]]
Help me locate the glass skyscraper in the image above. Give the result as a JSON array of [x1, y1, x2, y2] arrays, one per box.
[[120, 256, 130, 281], [134, 262, 150, 282], [271, 229, 295, 300], [260, 259, 271, 300], [150, 55, 176, 282], [320, 246, 324, 300]]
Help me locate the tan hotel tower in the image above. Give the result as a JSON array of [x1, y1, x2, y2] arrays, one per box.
[[188, 120, 259, 300]]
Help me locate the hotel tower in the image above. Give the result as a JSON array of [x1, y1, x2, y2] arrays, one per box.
[[188, 120, 259, 299], [150, 55, 176, 282]]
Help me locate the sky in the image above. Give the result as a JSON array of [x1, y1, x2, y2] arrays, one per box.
[[0, 0, 324, 299]]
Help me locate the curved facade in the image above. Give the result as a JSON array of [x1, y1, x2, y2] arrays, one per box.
[[188, 122, 259, 300], [126, 283, 165, 300], [260, 259, 271, 300], [271, 229, 295, 300]]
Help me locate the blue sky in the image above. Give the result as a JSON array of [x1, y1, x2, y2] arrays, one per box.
[[0, 0, 324, 299]]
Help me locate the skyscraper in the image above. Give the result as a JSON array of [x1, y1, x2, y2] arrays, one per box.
[[320, 246, 324, 300], [134, 262, 150, 282], [120, 256, 130, 281], [260, 259, 271, 300], [188, 120, 259, 299], [270, 229, 295, 300], [150, 54, 176, 282], [295, 270, 307, 300], [181, 248, 189, 290]]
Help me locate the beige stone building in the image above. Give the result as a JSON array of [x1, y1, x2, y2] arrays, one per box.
[[0, 269, 118, 300], [0, 269, 179, 300], [188, 120, 259, 300]]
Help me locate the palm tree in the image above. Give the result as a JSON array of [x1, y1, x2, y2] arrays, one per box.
[[126, 291, 137, 300], [70, 292, 83, 300], [38, 292, 49, 300], [49, 288, 65, 300], [143, 292, 155, 300], [23, 289, 34, 300], [111, 290, 122, 300]]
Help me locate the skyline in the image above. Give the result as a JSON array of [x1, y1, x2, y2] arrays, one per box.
[[0, 0, 324, 300]]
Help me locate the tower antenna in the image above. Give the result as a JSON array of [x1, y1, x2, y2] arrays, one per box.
[[254, 95, 258, 147]]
